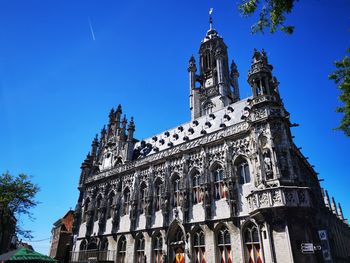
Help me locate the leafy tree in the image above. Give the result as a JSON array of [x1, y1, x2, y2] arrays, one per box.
[[329, 48, 350, 136], [238, 0, 298, 34], [0, 172, 40, 243]]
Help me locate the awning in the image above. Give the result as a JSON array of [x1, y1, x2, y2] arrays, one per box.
[[0, 247, 57, 262]]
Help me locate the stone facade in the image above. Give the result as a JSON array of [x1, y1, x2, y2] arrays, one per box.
[[70, 18, 350, 263]]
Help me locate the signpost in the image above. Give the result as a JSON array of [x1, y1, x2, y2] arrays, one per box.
[[301, 243, 314, 254], [299, 230, 332, 263]]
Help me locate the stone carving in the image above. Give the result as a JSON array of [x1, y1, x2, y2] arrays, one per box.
[[272, 190, 282, 205], [130, 199, 138, 230], [180, 190, 189, 222], [231, 138, 251, 157], [259, 192, 270, 207], [254, 108, 267, 120], [285, 190, 296, 205], [112, 195, 121, 232], [203, 185, 212, 219], [263, 149, 273, 180], [247, 187, 310, 213], [298, 190, 306, 204]]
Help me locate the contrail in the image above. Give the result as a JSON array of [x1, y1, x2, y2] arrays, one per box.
[[88, 17, 96, 41]]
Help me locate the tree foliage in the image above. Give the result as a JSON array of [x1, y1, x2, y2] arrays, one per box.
[[0, 172, 40, 239], [238, 0, 298, 34], [329, 48, 350, 136]]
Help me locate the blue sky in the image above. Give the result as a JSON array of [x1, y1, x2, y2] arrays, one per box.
[[0, 0, 349, 254]]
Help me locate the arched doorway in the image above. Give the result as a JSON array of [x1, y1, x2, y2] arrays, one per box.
[[168, 224, 185, 263]]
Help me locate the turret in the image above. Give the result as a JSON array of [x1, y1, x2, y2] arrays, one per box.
[[127, 117, 135, 142], [100, 125, 106, 144], [90, 134, 99, 163], [248, 49, 279, 98], [115, 104, 122, 129], [321, 188, 330, 208], [331, 197, 338, 215], [230, 59, 240, 101], [188, 56, 199, 120], [120, 115, 127, 141], [79, 153, 91, 187], [325, 190, 331, 209], [107, 108, 116, 139], [337, 203, 344, 220]]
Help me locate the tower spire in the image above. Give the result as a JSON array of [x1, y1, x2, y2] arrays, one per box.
[[209, 8, 213, 30]]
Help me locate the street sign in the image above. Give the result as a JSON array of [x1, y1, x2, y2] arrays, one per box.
[[318, 230, 327, 240], [301, 243, 314, 254]]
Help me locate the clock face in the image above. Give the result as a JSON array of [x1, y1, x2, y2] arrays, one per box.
[[205, 78, 213, 88]]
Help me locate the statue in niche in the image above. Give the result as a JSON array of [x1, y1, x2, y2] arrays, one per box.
[[181, 191, 189, 221], [227, 181, 237, 216], [199, 187, 205, 203], [144, 199, 150, 215], [222, 182, 229, 199], [145, 201, 152, 227], [161, 195, 168, 210], [204, 186, 211, 219], [112, 202, 120, 232], [263, 149, 273, 179], [179, 192, 184, 207]]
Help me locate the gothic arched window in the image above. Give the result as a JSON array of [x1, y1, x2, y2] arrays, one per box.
[[139, 182, 147, 214], [236, 159, 251, 184], [154, 179, 162, 211], [123, 188, 130, 215], [203, 51, 211, 72], [78, 240, 87, 262], [193, 229, 205, 263], [169, 226, 185, 262], [192, 170, 201, 204], [172, 174, 181, 207], [94, 195, 102, 221], [106, 192, 115, 219], [244, 223, 263, 263], [136, 236, 145, 263], [79, 240, 87, 251], [153, 233, 163, 263], [117, 236, 127, 263], [217, 226, 232, 263], [212, 165, 227, 200]]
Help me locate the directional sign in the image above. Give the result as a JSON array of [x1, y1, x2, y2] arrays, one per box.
[[301, 243, 314, 254]]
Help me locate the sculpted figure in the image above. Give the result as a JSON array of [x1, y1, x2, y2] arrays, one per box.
[[199, 188, 205, 203], [263, 150, 272, 172], [222, 183, 229, 199]]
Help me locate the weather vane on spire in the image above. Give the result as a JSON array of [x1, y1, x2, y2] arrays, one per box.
[[209, 8, 213, 30]]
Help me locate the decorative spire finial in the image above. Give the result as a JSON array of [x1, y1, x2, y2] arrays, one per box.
[[209, 8, 213, 30]]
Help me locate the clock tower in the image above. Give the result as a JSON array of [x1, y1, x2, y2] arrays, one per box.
[[188, 14, 240, 120]]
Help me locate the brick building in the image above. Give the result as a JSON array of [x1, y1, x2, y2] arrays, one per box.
[[50, 210, 74, 263]]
